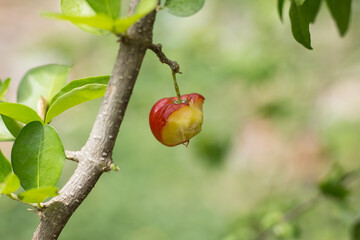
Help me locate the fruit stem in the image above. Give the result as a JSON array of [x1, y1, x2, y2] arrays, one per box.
[[172, 70, 182, 103]]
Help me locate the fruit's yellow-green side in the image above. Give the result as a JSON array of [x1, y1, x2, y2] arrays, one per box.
[[161, 101, 203, 146]]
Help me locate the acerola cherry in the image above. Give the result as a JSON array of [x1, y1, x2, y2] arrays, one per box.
[[149, 93, 205, 147]]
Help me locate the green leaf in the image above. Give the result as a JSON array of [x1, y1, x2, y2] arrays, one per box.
[[289, 0, 321, 49], [17, 64, 71, 113], [42, 12, 114, 32], [304, 0, 322, 24], [165, 0, 205, 17], [352, 219, 360, 240], [86, 0, 121, 20], [325, 0, 351, 36], [0, 152, 20, 195], [278, 0, 285, 21], [289, 2, 307, 49], [114, 0, 157, 33], [62, 0, 95, 16], [19, 186, 58, 203], [11, 122, 65, 190], [2, 115, 23, 138], [294, 0, 306, 6], [49, 75, 109, 106], [45, 76, 109, 123], [0, 116, 15, 142], [0, 78, 11, 100], [0, 173, 20, 194], [133, 0, 158, 15], [61, 0, 109, 34], [0, 102, 43, 124], [0, 150, 11, 183]]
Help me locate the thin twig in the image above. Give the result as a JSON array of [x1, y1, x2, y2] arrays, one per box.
[[171, 70, 182, 102], [148, 43, 181, 74], [7, 193, 41, 210], [65, 150, 80, 163], [284, 195, 320, 221], [27, 208, 41, 215]]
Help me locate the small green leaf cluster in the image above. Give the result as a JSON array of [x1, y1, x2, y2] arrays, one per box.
[[221, 202, 302, 240], [42, 0, 158, 35], [0, 65, 109, 204], [42, 0, 206, 35], [279, 0, 352, 49], [261, 211, 301, 240], [318, 164, 360, 240], [222, 162, 359, 240]]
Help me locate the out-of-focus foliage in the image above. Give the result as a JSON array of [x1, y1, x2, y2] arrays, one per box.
[[1, 0, 360, 239], [319, 164, 351, 201]]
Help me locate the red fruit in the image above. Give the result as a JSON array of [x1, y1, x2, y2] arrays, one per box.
[[149, 93, 205, 147]]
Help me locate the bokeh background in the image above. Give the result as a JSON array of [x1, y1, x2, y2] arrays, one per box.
[[1, 0, 360, 239]]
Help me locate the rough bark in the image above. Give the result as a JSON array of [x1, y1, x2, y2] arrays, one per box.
[[32, 2, 156, 239]]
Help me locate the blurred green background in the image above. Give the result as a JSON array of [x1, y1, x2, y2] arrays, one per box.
[[1, 0, 360, 239]]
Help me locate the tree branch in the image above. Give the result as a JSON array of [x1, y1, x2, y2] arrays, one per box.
[[31, 2, 157, 239], [148, 43, 181, 74]]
